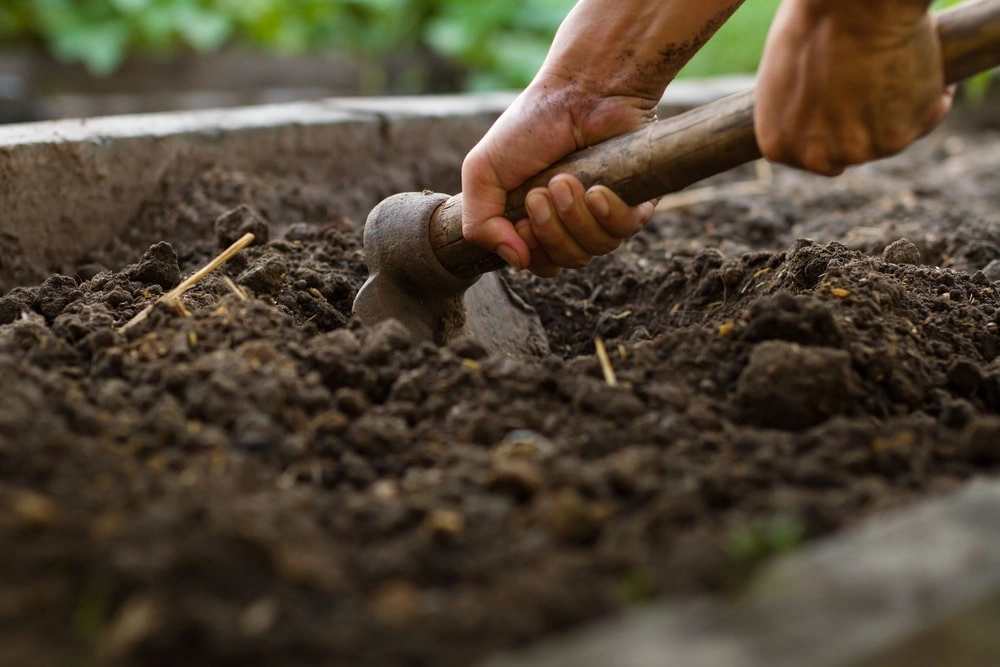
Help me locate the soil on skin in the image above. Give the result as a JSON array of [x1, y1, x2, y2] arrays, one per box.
[[2, 122, 1000, 667]]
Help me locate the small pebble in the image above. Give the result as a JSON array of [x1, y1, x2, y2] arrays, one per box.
[[881, 238, 922, 265], [424, 509, 465, 538], [493, 429, 557, 463]]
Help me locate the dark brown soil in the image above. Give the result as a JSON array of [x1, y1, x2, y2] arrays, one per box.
[[3, 123, 1000, 667]]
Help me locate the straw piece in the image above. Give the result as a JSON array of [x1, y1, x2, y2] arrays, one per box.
[[222, 275, 248, 300], [594, 337, 618, 387], [120, 232, 254, 332]]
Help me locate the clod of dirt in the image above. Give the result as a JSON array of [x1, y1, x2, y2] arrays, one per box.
[[0, 294, 25, 324], [947, 358, 984, 396], [236, 253, 288, 294], [882, 238, 923, 265], [215, 204, 271, 248], [740, 293, 845, 348], [959, 415, 1000, 463], [533, 488, 612, 544], [736, 340, 853, 429], [124, 241, 181, 289], [36, 275, 82, 322]]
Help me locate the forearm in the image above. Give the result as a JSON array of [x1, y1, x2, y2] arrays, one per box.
[[535, 0, 745, 102]]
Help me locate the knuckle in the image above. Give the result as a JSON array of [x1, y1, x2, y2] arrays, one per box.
[[836, 135, 872, 166], [757, 133, 785, 164], [876, 129, 916, 156]]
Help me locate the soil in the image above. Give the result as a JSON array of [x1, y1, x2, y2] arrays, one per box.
[[2, 120, 1000, 667]]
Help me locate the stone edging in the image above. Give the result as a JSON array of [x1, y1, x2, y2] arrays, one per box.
[[482, 478, 1000, 667], [0, 77, 753, 292]]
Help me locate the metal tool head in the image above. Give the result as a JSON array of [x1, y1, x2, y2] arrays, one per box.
[[352, 191, 549, 358]]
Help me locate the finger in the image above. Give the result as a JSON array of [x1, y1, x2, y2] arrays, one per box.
[[795, 130, 845, 177], [514, 218, 539, 251], [527, 246, 564, 278], [835, 125, 874, 166], [524, 187, 593, 269], [515, 218, 562, 277], [550, 176, 624, 258], [584, 185, 654, 238], [921, 85, 955, 135], [464, 214, 531, 269], [461, 158, 532, 269]]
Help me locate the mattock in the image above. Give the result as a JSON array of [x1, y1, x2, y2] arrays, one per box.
[[354, 0, 1000, 358]]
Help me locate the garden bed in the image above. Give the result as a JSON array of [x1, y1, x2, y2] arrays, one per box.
[[1, 95, 1000, 667]]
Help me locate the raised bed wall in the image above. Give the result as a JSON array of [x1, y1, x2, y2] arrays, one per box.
[[0, 78, 753, 293]]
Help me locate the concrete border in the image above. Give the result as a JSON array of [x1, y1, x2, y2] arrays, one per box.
[[0, 77, 754, 292], [0, 93, 511, 291], [482, 478, 1000, 667]]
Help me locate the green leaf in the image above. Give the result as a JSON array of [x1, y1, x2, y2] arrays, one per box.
[[110, 0, 151, 16], [175, 7, 232, 52], [52, 19, 131, 75]]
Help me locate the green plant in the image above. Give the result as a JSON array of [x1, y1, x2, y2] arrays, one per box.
[[678, 0, 781, 78], [1, 0, 990, 91], [726, 513, 806, 566]]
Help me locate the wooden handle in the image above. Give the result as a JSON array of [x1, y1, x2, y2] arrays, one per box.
[[432, 0, 1000, 278]]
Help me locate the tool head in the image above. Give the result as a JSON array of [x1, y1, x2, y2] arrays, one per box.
[[352, 191, 549, 358]]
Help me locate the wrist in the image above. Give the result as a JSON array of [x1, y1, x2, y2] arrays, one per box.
[[534, 0, 745, 104]]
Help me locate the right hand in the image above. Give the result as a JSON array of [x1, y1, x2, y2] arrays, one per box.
[[755, 0, 952, 176], [461, 76, 659, 278]]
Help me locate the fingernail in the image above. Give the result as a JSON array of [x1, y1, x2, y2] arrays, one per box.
[[639, 201, 655, 223], [514, 219, 538, 249], [551, 180, 573, 212], [526, 192, 552, 224], [586, 188, 610, 218], [497, 245, 521, 268]]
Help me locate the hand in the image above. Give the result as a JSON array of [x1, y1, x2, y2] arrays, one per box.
[[461, 77, 657, 277], [755, 0, 953, 176]]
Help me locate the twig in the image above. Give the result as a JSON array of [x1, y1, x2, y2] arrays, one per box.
[[594, 337, 618, 387], [755, 158, 774, 184], [120, 233, 254, 332], [222, 275, 248, 301]]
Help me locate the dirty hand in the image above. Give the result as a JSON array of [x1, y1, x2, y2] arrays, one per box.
[[755, 0, 953, 176], [461, 79, 657, 278], [461, 0, 746, 278]]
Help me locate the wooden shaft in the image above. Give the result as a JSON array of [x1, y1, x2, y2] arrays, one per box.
[[432, 0, 1000, 279]]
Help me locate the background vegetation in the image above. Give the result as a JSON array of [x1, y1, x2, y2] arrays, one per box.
[[0, 0, 972, 91]]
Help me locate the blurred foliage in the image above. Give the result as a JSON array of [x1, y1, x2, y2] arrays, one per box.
[[0, 0, 988, 91], [0, 0, 575, 89], [677, 0, 780, 78], [726, 513, 806, 567]]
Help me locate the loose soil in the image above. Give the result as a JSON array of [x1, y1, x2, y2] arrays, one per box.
[[2, 120, 1000, 667]]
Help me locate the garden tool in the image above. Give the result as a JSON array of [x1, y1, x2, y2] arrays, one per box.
[[353, 0, 1000, 358]]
